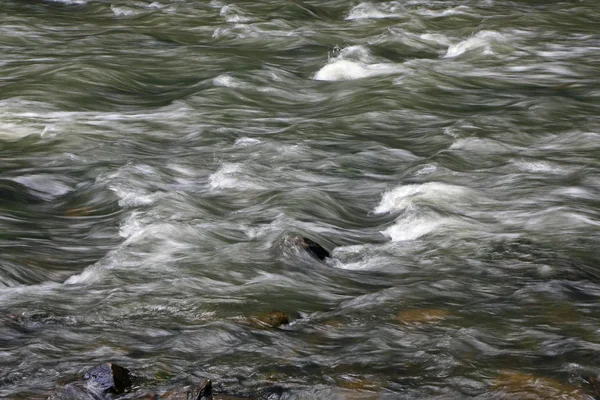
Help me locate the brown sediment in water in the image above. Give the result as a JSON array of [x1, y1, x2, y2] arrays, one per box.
[[396, 308, 450, 325], [490, 371, 584, 400]]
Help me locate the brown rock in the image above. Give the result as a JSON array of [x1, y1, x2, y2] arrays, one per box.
[[250, 311, 290, 329]]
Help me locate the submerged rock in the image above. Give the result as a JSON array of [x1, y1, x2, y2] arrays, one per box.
[[302, 237, 331, 261], [285, 235, 331, 261], [84, 363, 132, 395], [154, 379, 262, 400], [250, 311, 290, 329], [490, 371, 583, 399], [584, 376, 600, 399], [396, 308, 449, 325]]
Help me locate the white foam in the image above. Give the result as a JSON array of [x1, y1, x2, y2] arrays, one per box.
[[48, 0, 87, 4], [0, 122, 40, 140], [417, 6, 473, 18], [314, 59, 404, 81], [374, 182, 471, 214], [314, 45, 405, 81], [346, 2, 403, 20], [382, 214, 449, 241], [13, 174, 72, 199], [234, 137, 261, 147], [213, 74, 242, 88], [64, 264, 104, 285], [445, 31, 506, 58], [110, 6, 140, 17], [515, 160, 564, 174], [415, 164, 438, 175], [208, 163, 263, 190], [419, 33, 452, 47], [220, 4, 251, 23], [110, 186, 157, 208]]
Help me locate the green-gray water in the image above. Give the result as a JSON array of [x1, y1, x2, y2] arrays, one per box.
[[1, 0, 599, 398]]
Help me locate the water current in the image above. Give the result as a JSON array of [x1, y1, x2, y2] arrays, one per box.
[[1, 0, 599, 398]]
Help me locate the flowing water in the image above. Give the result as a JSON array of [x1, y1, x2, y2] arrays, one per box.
[[1, 0, 600, 398]]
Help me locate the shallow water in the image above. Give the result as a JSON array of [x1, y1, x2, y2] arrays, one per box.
[[1, 0, 599, 398]]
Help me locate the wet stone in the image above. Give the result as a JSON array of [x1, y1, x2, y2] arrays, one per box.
[[250, 311, 290, 329], [286, 235, 331, 262], [84, 363, 132, 395], [301, 237, 331, 261], [584, 376, 600, 399]]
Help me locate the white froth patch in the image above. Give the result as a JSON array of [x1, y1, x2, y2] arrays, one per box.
[[314, 45, 404, 81], [314, 60, 403, 81], [49, 0, 87, 4], [346, 2, 403, 20], [209, 163, 263, 190], [0, 122, 40, 140], [64, 265, 104, 285], [449, 137, 512, 153], [13, 175, 72, 199], [417, 6, 473, 18], [515, 160, 564, 174], [415, 164, 438, 175], [213, 74, 242, 88], [445, 31, 506, 58], [382, 215, 448, 241], [234, 137, 261, 147], [374, 182, 470, 214], [110, 6, 140, 17], [419, 33, 452, 48], [110, 186, 157, 208], [220, 5, 251, 22]]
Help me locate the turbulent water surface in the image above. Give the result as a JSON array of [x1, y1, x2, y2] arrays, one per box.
[[1, 0, 600, 398]]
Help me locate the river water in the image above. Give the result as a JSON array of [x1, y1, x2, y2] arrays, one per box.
[[1, 0, 599, 398]]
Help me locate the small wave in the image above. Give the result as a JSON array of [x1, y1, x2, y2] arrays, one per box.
[[110, 6, 140, 17], [234, 137, 261, 147], [374, 182, 472, 214], [417, 6, 475, 18], [346, 2, 404, 20], [383, 214, 458, 241], [0, 122, 42, 140], [220, 4, 252, 23], [12, 174, 73, 201], [213, 74, 242, 88], [111, 2, 171, 17], [47, 0, 87, 4], [314, 60, 405, 81], [110, 185, 158, 208], [314, 45, 405, 81], [513, 160, 565, 174], [64, 264, 104, 285], [445, 30, 507, 58], [208, 163, 264, 190], [375, 183, 477, 242]]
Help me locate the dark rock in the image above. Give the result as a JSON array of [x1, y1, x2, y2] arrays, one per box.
[[84, 363, 132, 395], [197, 379, 212, 400], [585, 376, 600, 399], [282, 235, 332, 263], [301, 237, 331, 261]]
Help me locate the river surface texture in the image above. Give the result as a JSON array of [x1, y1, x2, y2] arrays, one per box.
[[1, 0, 600, 399]]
